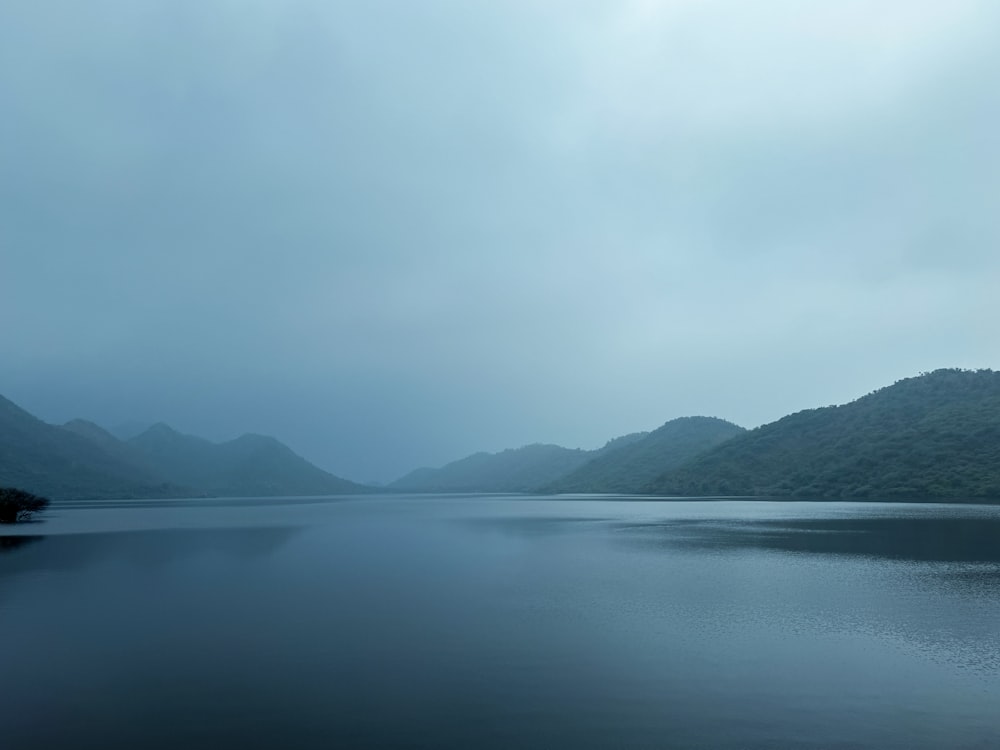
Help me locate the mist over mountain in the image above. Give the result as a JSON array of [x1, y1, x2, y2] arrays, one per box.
[[0, 395, 366, 500], [544, 417, 746, 494], [647, 369, 1000, 499], [62, 419, 160, 473], [5, 369, 999, 501], [106, 421, 154, 441], [128, 424, 366, 498], [389, 430, 668, 494], [0, 396, 179, 500], [387, 370, 1000, 500], [390, 443, 595, 493]]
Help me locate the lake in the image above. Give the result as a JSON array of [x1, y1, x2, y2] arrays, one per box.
[[1, 496, 999, 749]]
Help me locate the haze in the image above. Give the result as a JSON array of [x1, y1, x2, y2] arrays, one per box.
[[2, 1, 998, 483]]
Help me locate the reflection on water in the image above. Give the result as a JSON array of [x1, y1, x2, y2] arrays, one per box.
[[0, 527, 301, 579], [0, 498, 998, 750], [617, 515, 1000, 562], [459, 515, 613, 538], [0, 535, 44, 554]]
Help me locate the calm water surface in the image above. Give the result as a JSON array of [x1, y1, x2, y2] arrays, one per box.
[[1, 496, 999, 749]]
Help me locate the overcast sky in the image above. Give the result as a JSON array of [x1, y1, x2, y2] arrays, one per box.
[[2, 0, 998, 483]]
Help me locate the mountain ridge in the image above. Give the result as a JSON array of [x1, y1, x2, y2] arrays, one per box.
[[544, 416, 746, 494], [0, 396, 367, 500], [0, 396, 180, 500], [5, 368, 998, 501], [389, 420, 738, 494], [127, 424, 367, 498], [390, 443, 594, 493], [646, 368, 1000, 499]]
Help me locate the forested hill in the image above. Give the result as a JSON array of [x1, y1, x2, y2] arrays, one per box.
[[646, 369, 1000, 499], [544, 417, 745, 494]]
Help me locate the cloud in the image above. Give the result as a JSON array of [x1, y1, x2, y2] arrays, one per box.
[[1, 0, 998, 481]]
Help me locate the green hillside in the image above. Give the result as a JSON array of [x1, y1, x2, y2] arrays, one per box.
[[646, 369, 1000, 499], [545, 417, 745, 493]]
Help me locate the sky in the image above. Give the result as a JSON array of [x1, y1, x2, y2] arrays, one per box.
[[2, 0, 999, 483]]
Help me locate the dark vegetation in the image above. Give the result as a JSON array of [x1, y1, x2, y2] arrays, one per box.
[[0, 487, 50, 524], [646, 369, 1000, 499], [0, 395, 367, 500], [0, 535, 43, 553], [390, 369, 1000, 500], [544, 417, 745, 493]]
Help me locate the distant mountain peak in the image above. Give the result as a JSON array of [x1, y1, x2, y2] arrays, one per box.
[[0, 393, 44, 423], [0, 394, 369, 499], [390, 420, 746, 495], [126, 423, 367, 497], [390, 442, 593, 493], [63, 418, 113, 434], [0, 397, 178, 500], [61, 419, 122, 446]]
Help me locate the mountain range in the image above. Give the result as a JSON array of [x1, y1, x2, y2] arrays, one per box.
[[0, 396, 367, 500], [391, 418, 742, 494], [3, 368, 999, 501], [390, 433, 647, 493], [646, 368, 1000, 499], [391, 369, 1000, 500], [543, 416, 746, 494]]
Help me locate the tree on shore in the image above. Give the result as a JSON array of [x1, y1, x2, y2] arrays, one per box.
[[0, 487, 51, 524]]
